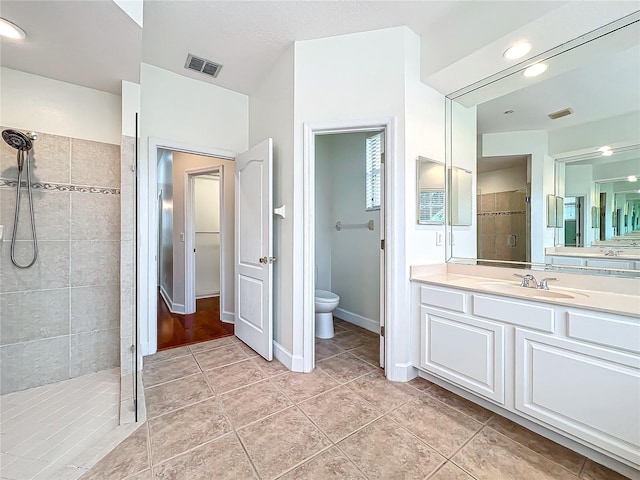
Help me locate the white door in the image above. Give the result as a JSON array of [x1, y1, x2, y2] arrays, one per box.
[[235, 138, 273, 360]]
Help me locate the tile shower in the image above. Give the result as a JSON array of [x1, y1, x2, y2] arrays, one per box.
[[477, 190, 528, 263], [0, 128, 122, 395]]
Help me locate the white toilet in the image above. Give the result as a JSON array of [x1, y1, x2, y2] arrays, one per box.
[[315, 289, 340, 339]]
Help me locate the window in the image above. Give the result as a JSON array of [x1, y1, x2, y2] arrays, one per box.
[[365, 132, 383, 211], [418, 190, 445, 223]]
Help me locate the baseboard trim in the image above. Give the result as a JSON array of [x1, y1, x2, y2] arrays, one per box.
[[196, 293, 220, 299], [386, 362, 417, 382], [159, 286, 185, 314], [273, 341, 304, 372], [221, 312, 235, 323], [334, 308, 379, 334]]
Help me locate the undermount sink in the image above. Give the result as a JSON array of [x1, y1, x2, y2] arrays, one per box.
[[477, 281, 588, 299]]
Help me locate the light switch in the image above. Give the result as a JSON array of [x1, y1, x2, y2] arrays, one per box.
[[179, 233, 185, 242], [436, 231, 443, 246]]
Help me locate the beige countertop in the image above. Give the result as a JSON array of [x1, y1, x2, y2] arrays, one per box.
[[545, 247, 640, 260], [411, 264, 640, 318]]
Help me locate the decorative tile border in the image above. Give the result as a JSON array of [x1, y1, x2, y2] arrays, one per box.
[[478, 211, 526, 216], [0, 178, 120, 195]]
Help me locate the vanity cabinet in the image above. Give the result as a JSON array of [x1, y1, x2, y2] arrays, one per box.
[[413, 281, 640, 469]]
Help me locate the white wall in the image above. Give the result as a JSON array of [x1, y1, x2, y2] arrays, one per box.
[[158, 149, 174, 300], [565, 164, 594, 246], [449, 101, 477, 258], [121, 80, 140, 138], [194, 175, 221, 297], [140, 63, 248, 354], [249, 45, 295, 360], [315, 136, 333, 291], [172, 152, 235, 317], [317, 133, 381, 329], [482, 130, 553, 263], [0, 67, 121, 145], [478, 165, 527, 194]]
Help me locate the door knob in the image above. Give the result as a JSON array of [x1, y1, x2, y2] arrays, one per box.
[[259, 256, 276, 264]]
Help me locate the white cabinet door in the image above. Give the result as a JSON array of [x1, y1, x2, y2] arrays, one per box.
[[515, 329, 640, 466], [421, 307, 505, 404]]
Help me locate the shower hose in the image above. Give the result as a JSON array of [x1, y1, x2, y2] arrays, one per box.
[[11, 149, 38, 268]]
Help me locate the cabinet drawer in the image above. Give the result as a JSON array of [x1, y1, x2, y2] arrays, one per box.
[[473, 294, 554, 333], [515, 329, 640, 466], [420, 306, 504, 404], [420, 285, 466, 313], [567, 312, 640, 354], [585, 258, 633, 270]]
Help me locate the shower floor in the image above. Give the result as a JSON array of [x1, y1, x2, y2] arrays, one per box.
[[0, 368, 120, 480]]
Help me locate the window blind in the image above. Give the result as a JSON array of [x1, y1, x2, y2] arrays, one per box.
[[365, 133, 382, 211], [419, 190, 445, 223]]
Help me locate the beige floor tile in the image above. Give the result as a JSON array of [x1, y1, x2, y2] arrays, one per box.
[[238, 407, 332, 480], [407, 376, 435, 391], [250, 356, 289, 377], [152, 433, 256, 480], [488, 415, 585, 475], [331, 331, 370, 350], [235, 341, 260, 358], [299, 386, 381, 442], [271, 369, 340, 403], [338, 417, 445, 479], [142, 355, 200, 388], [144, 374, 213, 419], [317, 353, 377, 384], [315, 339, 345, 361], [391, 395, 483, 457], [188, 337, 235, 354], [278, 447, 365, 480], [33, 464, 89, 480], [350, 342, 380, 366], [426, 385, 493, 423], [221, 379, 292, 428], [126, 469, 153, 480], [193, 344, 249, 371], [580, 459, 632, 480], [0, 456, 50, 480], [452, 427, 578, 480], [144, 347, 192, 365], [346, 371, 419, 413], [148, 399, 232, 464], [80, 424, 149, 480], [204, 359, 266, 394], [429, 462, 476, 480]]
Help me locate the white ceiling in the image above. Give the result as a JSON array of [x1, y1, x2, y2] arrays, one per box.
[[478, 155, 528, 174], [0, 0, 142, 95]]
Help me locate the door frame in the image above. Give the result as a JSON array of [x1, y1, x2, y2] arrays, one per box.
[[302, 118, 394, 373], [184, 165, 225, 313], [142, 137, 236, 356]]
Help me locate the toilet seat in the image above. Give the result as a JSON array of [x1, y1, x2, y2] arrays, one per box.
[[315, 289, 339, 303]]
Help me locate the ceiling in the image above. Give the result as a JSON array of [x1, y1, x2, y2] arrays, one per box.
[[0, 0, 142, 95], [0, 0, 567, 96], [478, 155, 528, 174]]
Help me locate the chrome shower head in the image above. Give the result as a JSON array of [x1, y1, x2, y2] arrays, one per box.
[[2, 129, 33, 151]]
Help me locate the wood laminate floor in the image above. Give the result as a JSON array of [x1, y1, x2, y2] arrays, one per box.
[[157, 293, 234, 351]]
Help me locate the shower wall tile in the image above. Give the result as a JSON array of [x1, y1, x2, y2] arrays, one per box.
[[479, 193, 495, 213], [69, 328, 120, 378], [0, 130, 71, 184], [70, 139, 120, 188], [0, 289, 70, 345], [70, 240, 120, 287], [495, 192, 512, 212], [70, 285, 120, 334], [70, 193, 120, 241], [0, 240, 70, 293], [0, 337, 70, 394], [0, 189, 70, 241]]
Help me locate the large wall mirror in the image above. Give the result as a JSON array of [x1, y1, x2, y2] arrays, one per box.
[[445, 12, 640, 276]]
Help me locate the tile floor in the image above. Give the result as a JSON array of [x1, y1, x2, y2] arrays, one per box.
[[0, 369, 120, 480], [81, 320, 632, 480]]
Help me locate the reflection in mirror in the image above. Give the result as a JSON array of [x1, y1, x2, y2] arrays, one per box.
[[446, 13, 640, 276], [450, 166, 472, 226], [417, 157, 445, 225]]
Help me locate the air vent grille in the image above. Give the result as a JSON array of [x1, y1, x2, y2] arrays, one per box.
[[548, 108, 573, 120], [185, 54, 222, 78]]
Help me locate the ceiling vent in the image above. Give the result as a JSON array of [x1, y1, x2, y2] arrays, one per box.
[[185, 54, 222, 78], [548, 108, 573, 120]]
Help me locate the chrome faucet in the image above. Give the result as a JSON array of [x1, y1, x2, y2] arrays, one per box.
[[514, 274, 558, 290]]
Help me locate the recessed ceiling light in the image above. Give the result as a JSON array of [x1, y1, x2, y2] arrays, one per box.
[[523, 63, 547, 78], [504, 42, 532, 60], [628, 175, 638, 182], [597, 146, 611, 152], [0, 17, 26, 40], [602, 150, 613, 157]]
